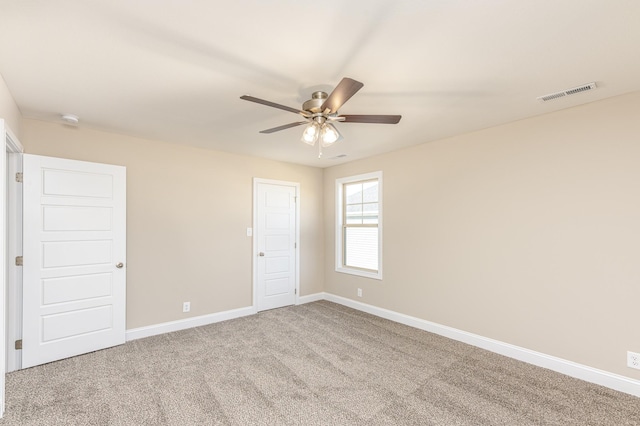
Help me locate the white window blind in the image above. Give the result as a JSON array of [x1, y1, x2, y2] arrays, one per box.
[[345, 227, 378, 270]]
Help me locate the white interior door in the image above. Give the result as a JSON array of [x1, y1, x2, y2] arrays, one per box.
[[255, 180, 297, 312], [22, 154, 126, 368]]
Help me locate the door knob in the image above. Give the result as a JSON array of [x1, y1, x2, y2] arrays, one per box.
[[258, 252, 265, 257], [116, 262, 124, 268]]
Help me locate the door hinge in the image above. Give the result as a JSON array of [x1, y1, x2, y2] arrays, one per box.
[[294, 242, 297, 249], [15, 172, 23, 183], [15, 339, 22, 350], [15, 256, 23, 266], [295, 288, 297, 295]]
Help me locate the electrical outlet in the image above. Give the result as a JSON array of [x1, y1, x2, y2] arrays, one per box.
[[183, 302, 191, 313], [628, 351, 640, 370], [357, 288, 362, 297]]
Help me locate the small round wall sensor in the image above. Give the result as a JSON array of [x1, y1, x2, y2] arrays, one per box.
[[61, 114, 79, 125]]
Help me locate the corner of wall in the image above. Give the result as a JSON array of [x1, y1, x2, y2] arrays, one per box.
[[0, 72, 22, 139]]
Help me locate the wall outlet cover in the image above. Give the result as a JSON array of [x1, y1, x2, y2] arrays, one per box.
[[627, 351, 640, 370]]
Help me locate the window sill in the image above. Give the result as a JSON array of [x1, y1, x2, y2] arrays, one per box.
[[335, 266, 382, 281]]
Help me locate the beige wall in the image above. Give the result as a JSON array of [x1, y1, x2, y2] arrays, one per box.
[[22, 119, 324, 329], [324, 91, 640, 380], [0, 73, 21, 137]]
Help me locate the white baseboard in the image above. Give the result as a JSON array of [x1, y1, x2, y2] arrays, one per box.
[[297, 292, 325, 304], [324, 293, 640, 398], [126, 305, 256, 341], [125, 293, 326, 341]]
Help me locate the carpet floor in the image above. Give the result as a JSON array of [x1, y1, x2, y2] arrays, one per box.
[[0, 301, 639, 425]]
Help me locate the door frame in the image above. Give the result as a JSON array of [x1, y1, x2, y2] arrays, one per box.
[[6, 149, 22, 373], [1, 120, 23, 417], [252, 178, 300, 311]]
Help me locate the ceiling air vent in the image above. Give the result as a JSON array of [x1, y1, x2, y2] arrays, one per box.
[[329, 154, 347, 160], [537, 82, 597, 102]]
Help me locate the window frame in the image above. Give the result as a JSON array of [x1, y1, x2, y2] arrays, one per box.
[[335, 171, 383, 280]]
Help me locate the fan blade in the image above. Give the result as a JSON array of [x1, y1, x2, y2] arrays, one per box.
[[240, 95, 308, 116], [320, 78, 364, 113], [338, 115, 402, 124], [259, 121, 308, 134]]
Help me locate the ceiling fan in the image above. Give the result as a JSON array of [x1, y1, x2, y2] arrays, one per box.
[[240, 77, 401, 157]]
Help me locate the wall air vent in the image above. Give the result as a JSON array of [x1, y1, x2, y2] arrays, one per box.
[[537, 82, 597, 102]]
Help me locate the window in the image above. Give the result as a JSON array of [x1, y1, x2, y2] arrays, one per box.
[[336, 171, 382, 280]]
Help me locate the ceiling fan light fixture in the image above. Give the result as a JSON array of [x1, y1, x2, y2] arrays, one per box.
[[301, 122, 320, 145], [320, 123, 341, 147], [240, 77, 401, 158]]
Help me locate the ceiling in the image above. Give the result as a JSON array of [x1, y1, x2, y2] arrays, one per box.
[[1, 1, 639, 167]]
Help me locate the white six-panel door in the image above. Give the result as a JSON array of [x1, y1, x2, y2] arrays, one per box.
[[255, 181, 297, 312], [22, 154, 126, 368]]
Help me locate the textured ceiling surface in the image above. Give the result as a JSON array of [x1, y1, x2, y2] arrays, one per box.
[[1, 1, 639, 167]]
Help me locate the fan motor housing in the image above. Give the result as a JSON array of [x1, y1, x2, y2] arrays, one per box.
[[302, 91, 328, 113]]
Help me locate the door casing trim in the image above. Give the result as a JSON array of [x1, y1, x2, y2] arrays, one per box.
[[6, 151, 23, 373], [1, 121, 24, 417]]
